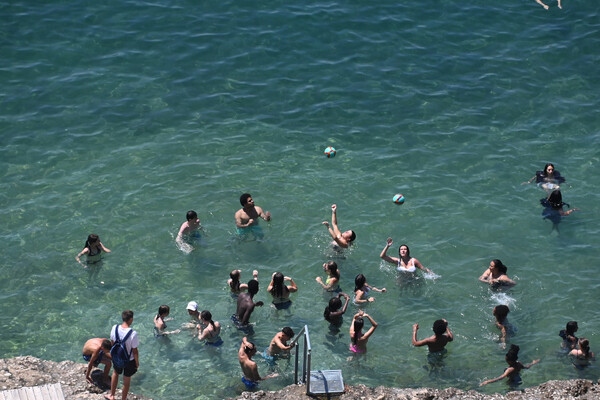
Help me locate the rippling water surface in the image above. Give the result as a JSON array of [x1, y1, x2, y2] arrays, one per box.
[[1, 1, 599, 399]]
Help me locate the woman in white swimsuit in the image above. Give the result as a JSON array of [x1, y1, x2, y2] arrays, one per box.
[[380, 238, 433, 275]]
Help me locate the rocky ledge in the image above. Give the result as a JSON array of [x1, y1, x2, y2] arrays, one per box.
[[1, 356, 599, 400], [0, 356, 151, 400]]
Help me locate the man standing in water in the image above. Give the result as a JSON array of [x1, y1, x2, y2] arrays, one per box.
[[235, 193, 271, 235], [234, 280, 264, 328], [238, 337, 278, 390]]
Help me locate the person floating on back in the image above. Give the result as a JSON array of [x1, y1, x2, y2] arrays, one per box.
[[523, 163, 565, 192], [479, 344, 539, 387]]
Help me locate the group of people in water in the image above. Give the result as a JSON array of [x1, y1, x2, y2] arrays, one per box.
[[78, 176, 590, 395]]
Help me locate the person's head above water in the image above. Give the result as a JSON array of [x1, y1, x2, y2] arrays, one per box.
[[506, 344, 520, 363], [566, 321, 578, 335], [247, 279, 259, 295], [493, 305, 510, 322], [490, 259, 507, 275], [354, 274, 366, 292], [186, 210, 198, 221], [548, 190, 563, 208], [399, 244, 411, 258], [433, 319, 448, 336], [240, 193, 253, 207], [543, 163, 556, 176]]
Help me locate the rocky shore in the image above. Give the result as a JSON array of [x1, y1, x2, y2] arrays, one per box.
[[1, 356, 599, 400]]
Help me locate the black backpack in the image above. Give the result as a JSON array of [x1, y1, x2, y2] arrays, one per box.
[[110, 325, 133, 368]]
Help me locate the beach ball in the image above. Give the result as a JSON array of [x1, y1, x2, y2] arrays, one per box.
[[324, 146, 336, 158], [393, 194, 405, 205]]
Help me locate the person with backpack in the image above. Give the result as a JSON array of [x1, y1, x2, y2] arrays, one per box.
[[107, 310, 139, 400]]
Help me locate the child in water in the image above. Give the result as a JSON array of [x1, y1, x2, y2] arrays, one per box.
[[569, 338, 595, 369], [76, 234, 111, 267], [480, 345, 539, 387], [493, 305, 512, 347], [559, 321, 578, 350], [153, 305, 181, 337], [412, 319, 454, 353], [176, 210, 202, 252], [228, 269, 259, 295]]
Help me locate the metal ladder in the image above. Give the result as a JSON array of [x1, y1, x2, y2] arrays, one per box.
[[291, 325, 344, 395]]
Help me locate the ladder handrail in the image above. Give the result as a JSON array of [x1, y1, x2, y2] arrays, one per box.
[[291, 324, 311, 393]]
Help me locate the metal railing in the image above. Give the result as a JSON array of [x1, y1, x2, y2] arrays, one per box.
[[290, 324, 312, 394]]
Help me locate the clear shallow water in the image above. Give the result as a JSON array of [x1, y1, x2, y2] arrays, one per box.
[[1, 1, 599, 399]]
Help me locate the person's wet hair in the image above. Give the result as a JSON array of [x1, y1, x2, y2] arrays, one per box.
[[548, 190, 564, 209], [494, 305, 510, 322], [433, 319, 447, 336], [158, 305, 170, 317], [579, 338, 590, 356], [201, 310, 215, 328], [230, 270, 241, 291], [493, 259, 508, 275], [352, 318, 364, 344], [566, 321, 578, 335], [240, 193, 252, 206], [282, 327, 294, 338], [270, 272, 285, 298], [186, 210, 198, 221], [354, 274, 366, 292], [324, 297, 342, 320], [349, 231, 356, 242], [325, 261, 340, 279], [85, 234, 100, 249], [101, 339, 112, 350], [248, 279, 259, 295], [506, 344, 520, 362], [244, 341, 256, 355]]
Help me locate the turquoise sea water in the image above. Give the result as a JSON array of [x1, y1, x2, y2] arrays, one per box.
[[1, 1, 599, 399]]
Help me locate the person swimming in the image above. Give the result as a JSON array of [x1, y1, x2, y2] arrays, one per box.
[[540, 190, 579, 231], [524, 163, 566, 193], [479, 259, 516, 288], [479, 344, 540, 387], [324, 292, 350, 329], [380, 238, 434, 275], [197, 310, 222, 346], [569, 338, 595, 369], [353, 274, 386, 304]]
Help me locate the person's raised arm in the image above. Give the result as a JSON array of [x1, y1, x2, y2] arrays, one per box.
[[286, 277, 298, 293], [444, 320, 454, 341], [380, 237, 398, 264], [412, 323, 428, 347], [361, 313, 378, 340]]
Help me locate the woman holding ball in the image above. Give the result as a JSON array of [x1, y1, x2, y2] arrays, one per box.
[[380, 238, 434, 275]]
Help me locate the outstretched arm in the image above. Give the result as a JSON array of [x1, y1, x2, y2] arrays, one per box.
[[480, 367, 513, 386], [535, 0, 549, 9], [380, 237, 399, 264]]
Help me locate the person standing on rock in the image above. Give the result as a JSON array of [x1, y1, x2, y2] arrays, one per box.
[[106, 310, 139, 400]]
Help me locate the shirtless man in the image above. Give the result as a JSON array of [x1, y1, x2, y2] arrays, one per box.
[[322, 204, 355, 249], [238, 337, 278, 390], [176, 210, 202, 253], [235, 193, 271, 233], [265, 327, 295, 357], [235, 280, 264, 327], [412, 319, 454, 353], [82, 338, 112, 385]]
